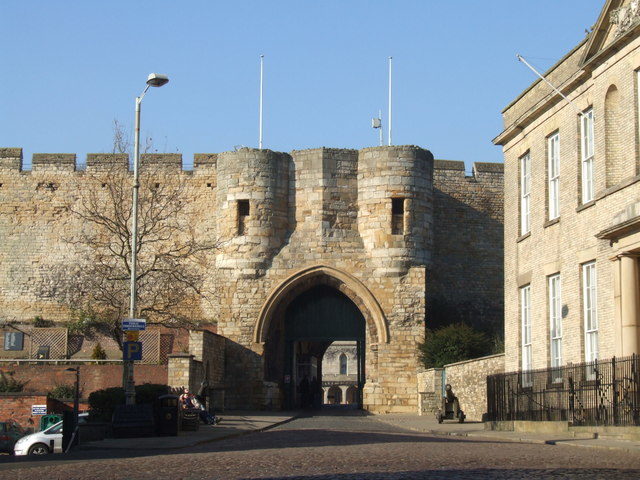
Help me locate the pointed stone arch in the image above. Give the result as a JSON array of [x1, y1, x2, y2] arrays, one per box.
[[254, 265, 389, 345]]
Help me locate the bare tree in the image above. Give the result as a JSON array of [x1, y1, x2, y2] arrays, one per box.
[[111, 119, 156, 156], [53, 170, 216, 349], [112, 119, 131, 154]]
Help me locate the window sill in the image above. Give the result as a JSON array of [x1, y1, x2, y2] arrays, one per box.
[[544, 218, 560, 228], [576, 200, 596, 213], [595, 174, 640, 202], [517, 232, 531, 243]]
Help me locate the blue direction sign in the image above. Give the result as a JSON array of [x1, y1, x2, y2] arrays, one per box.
[[123, 341, 143, 361], [122, 318, 146, 331]]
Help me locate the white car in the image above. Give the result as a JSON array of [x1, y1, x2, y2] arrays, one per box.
[[14, 413, 88, 456]]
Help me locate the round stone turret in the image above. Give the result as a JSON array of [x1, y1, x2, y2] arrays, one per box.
[[215, 148, 290, 278], [357, 145, 433, 276]]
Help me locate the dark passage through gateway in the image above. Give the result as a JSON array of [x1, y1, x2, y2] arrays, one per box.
[[264, 285, 366, 409]]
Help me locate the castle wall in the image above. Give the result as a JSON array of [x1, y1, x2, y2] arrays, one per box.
[[0, 146, 503, 412], [430, 160, 504, 337]]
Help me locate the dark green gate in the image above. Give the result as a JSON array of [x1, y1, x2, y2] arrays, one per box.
[[283, 285, 366, 409]]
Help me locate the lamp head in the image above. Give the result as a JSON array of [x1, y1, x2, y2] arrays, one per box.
[[146, 73, 169, 88]]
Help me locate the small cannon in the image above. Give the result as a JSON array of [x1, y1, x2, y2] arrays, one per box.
[[435, 384, 465, 423]]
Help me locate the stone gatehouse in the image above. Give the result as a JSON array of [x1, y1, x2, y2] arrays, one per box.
[[0, 145, 503, 413]]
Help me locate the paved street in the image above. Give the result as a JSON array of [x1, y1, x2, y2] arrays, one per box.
[[2, 410, 640, 479]]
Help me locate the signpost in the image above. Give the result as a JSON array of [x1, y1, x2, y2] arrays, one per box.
[[126, 331, 140, 342], [123, 341, 143, 361], [122, 318, 146, 331], [122, 318, 145, 384]]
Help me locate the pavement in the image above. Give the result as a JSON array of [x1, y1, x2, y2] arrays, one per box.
[[76, 409, 640, 454], [374, 413, 640, 453], [78, 411, 299, 451]]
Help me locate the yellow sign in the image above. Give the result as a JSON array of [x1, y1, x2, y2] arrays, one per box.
[[126, 331, 139, 342]]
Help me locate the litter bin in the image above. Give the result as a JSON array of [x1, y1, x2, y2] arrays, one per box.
[[180, 408, 200, 431], [156, 394, 179, 436], [40, 414, 62, 431]]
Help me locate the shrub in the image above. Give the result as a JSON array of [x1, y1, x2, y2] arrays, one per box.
[[88, 384, 169, 421], [418, 323, 489, 369], [48, 384, 76, 400], [88, 387, 125, 421], [135, 383, 169, 405], [0, 371, 27, 392], [91, 343, 107, 360], [32, 316, 54, 328]]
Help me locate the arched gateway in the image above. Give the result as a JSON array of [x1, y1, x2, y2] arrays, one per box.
[[255, 266, 388, 409]]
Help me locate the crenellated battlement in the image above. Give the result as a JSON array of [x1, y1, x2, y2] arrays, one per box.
[[86, 153, 129, 171], [0, 143, 503, 414], [433, 159, 504, 184]]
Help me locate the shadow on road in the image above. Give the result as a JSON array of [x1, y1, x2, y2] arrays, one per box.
[[238, 468, 640, 480], [0, 422, 503, 469]]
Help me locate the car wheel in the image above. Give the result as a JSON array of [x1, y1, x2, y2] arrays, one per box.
[[28, 443, 50, 455]]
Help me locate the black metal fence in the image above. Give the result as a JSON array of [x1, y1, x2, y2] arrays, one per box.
[[487, 355, 640, 426]]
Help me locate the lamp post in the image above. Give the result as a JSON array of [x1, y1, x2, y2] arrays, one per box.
[[64, 367, 80, 453], [65, 367, 80, 423], [124, 73, 169, 406]]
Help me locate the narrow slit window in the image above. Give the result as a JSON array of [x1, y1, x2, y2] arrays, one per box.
[[391, 198, 404, 235], [237, 200, 250, 235]]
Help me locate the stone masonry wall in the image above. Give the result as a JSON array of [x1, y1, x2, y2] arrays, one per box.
[[417, 368, 443, 416], [430, 161, 504, 336], [442, 353, 505, 422], [0, 145, 503, 412]]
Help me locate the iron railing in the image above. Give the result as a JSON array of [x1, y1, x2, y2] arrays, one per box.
[[487, 355, 640, 426]]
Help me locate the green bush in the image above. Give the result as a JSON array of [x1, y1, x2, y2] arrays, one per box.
[[0, 371, 26, 392], [32, 316, 54, 328], [48, 384, 76, 400], [91, 343, 107, 360], [418, 323, 489, 369], [88, 387, 125, 422], [135, 383, 169, 405], [88, 384, 170, 422]]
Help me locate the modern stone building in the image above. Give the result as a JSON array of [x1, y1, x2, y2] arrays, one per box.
[[0, 145, 503, 412], [494, 0, 640, 373]]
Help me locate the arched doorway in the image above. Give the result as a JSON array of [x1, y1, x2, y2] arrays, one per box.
[[346, 385, 358, 405], [327, 386, 342, 405], [263, 284, 366, 409]]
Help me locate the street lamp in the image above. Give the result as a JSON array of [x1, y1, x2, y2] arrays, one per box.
[[64, 367, 80, 453], [125, 73, 170, 406]]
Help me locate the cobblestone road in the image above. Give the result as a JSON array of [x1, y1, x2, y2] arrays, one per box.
[[2, 411, 640, 479]]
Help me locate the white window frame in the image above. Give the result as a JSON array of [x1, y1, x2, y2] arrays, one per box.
[[520, 153, 531, 235], [583, 262, 598, 365], [548, 274, 562, 381], [548, 132, 560, 220], [581, 109, 595, 203], [521, 285, 532, 386]]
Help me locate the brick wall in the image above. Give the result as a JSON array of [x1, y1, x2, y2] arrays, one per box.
[[0, 364, 167, 396], [0, 394, 91, 430]]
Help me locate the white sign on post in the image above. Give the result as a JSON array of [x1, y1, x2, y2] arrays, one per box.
[[122, 318, 147, 331]]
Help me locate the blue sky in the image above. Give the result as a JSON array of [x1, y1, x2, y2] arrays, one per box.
[[1, 1, 603, 170]]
